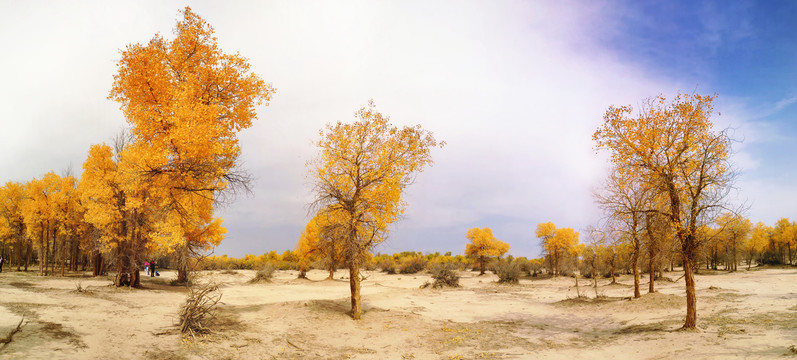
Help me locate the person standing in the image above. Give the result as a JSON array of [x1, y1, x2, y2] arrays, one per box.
[[0, 256, 4, 273], [144, 262, 149, 275], [150, 261, 156, 277]]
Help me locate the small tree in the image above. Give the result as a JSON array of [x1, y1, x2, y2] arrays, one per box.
[[536, 223, 579, 277], [296, 208, 346, 279], [595, 93, 736, 329], [714, 213, 751, 272], [464, 227, 509, 275], [744, 222, 770, 269], [308, 101, 442, 319]]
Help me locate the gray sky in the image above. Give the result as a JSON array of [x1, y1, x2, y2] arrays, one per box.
[[2, 1, 795, 258]]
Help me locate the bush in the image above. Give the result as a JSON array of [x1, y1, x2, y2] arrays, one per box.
[[179, 282, 222, 339], [248, 264, 276, 283], [494, 259, 521, 284], [399, 256, 427, 274], [428, 263, 460, 288], [377, 257, 397, 274]]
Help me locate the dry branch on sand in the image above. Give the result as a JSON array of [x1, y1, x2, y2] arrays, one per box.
[[179, 282, 222, 340], [0, 316, 25, 348], [72, 281, 94, 294]]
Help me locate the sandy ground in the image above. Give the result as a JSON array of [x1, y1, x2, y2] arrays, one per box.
[[0, 266, 795, 359]]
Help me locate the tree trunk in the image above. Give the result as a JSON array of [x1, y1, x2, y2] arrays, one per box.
[[479, 256, 486, 275], [349, 259, 362, 320], [632, 247, 640, 298], [552, 252, 560, 277], [42, 225, 48, 276], [92, 251, 103, 277], [50, 227, 57, 277], [24, 242, 31, 271], [648, 256, 655, 293], [328, 266, 334, 280], [177, 268, 188, 284], [682, 256, 697, 329], [610, 261, 616, 284], [574, 272, 580, 298]]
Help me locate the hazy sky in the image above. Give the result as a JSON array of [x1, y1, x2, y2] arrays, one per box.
[[1, 1, 796, 258]]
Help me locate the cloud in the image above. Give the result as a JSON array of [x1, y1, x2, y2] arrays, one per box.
[[2, 1, 791, 259]]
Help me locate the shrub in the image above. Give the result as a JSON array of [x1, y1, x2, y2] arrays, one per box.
[[378, 257, 397, 274], [179, 282, 222, 339], [428, 263, 460, 288], [399, 256, 427, 274], [248, 264, 276, 283], [494, 259, 521, 284], [528, 258, 545, 277]]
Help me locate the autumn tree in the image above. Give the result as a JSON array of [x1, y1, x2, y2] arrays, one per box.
[[745, 222, 770, 269], [536, 222, 579, 277], [80, 142, 155, 286], [594, 93, 735, 329], [772, 218, 795, 265], [594, 168, 650, 297], [308, 101, 442, 319], [21, 172, 73, 276], [0, 182, 30, 271], [713, 213, 751, 272], [643, 204, 674, 293], [464, 227, 510, 275], [109, 7, 274, 283], [296, 207, 347, 279]]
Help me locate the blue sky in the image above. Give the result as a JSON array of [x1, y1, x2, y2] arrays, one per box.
[[1, 1, 795, 258]]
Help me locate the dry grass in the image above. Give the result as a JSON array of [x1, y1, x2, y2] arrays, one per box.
[[247, 265, 276, 283], [425, 263, 460, 288], [72, 281, 94, 295]]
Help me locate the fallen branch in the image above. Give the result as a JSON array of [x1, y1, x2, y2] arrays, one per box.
[[286, 338, 303, 350], [0, 316, 25, 347]]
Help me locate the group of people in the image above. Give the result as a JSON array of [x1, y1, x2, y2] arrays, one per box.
[[144, 261, 159, 277]]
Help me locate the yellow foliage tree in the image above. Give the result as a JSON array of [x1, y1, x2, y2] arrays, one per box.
[[80, 142, 156, 285], [296, 207, 347, 279], [536, 222, 579, 276], [464, 227, 510, 275], [772, 218, 795, 265], [21, 172, 72, 276], [0, 182, 30, 271], [594, 167, 650, 297], [309, 101, 442, 319], [744, 222, 770, 269], [594, 93, 734, 329], [714, 213, 752, 272], [109, 7, 274, 283]]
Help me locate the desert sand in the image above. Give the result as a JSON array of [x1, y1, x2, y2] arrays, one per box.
[[0, 267, 795, 359]]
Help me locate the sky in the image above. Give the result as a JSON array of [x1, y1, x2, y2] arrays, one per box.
[[1, 1, 796, 258]]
